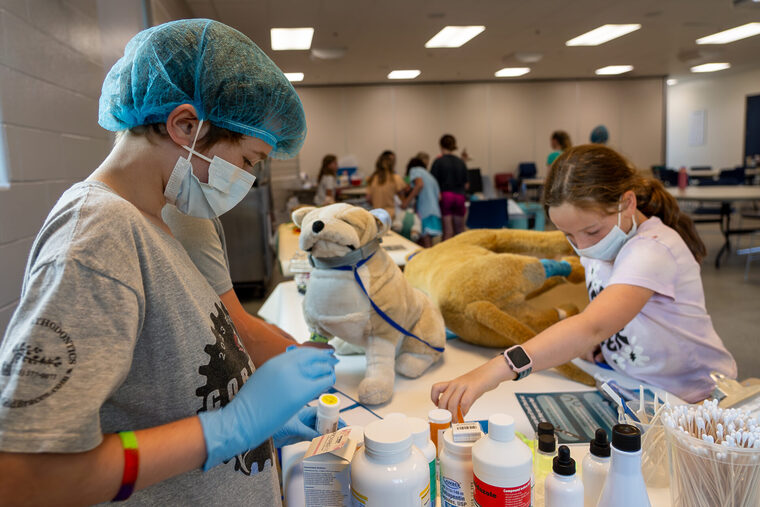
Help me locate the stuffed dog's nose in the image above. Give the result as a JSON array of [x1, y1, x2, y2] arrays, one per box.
[[312, 220, 325, 233]]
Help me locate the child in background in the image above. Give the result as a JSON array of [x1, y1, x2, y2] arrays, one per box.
[[366, 151, 407, 220], [314, 154, 338, 206], [431, 145, 736, 414], [402, 155, 441, 247]]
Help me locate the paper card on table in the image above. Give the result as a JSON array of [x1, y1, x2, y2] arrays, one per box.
[[339, 405, 382, 427], [515, 391, 618, 444]]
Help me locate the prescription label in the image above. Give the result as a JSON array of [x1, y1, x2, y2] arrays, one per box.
[[473, 475, 531, 507]]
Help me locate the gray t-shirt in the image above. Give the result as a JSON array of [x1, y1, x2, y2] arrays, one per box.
[[161, 205, 233, 296], [0, 182, 280, 506]]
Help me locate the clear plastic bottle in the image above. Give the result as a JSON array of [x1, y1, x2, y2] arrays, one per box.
[[596, 424, 650, 507], [350, 419, 430, 506], [440, 426, 481, 507], [533, 433, 557, 506], [409, 417, 438, 506], [545, 445, 583, 507], [316, 393, 340, 435], [472, 414, 532, 507], [582, 428, 611, 507]]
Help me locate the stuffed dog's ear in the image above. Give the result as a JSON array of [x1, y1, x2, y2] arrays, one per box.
[[369, 208, 391, 237], [292, 206, 316, 228]]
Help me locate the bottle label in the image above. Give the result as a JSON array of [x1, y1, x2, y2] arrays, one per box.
[[473, 475, 531, 507], [429, 459, 437, 503], [351, 485, 367, 506], [441, 476, 466, 506]]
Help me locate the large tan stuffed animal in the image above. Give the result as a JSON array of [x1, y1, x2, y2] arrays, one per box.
[[404, 229, 595, 386], [293, 203, 446, 405]]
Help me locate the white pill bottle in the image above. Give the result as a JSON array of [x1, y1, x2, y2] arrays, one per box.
[[408, 417, 438, 506], [350, 418, 430, 506], [471, 414, 532, 507], [440, 426, 481, 507]]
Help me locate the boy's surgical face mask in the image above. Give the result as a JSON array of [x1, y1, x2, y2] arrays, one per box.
[[164, 120, 255, 219], [570, 204, 637, 261]]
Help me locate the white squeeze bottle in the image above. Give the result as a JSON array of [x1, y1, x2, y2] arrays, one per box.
[[439, 426, 481, 507], [596, 424, 651, 507], [582, 428, 611, 507], [472, 414, 532, 507], [350, 418, 430, 506], [408, 417, 438, 506], [545, 445, 583, 507]]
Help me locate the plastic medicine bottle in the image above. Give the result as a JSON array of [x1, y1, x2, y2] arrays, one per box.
[[316, 393, 340, 435], [428, 408, 452, 458], [596, 424, 650, 507], [409, 417, 438, 506], [545, 445, 583, 507], [350, 418, 430, 506], [582, 428, 611, 507], [440, 426, 481, 507], [472, 414, 532, 507], [533, 433, 557, 506]]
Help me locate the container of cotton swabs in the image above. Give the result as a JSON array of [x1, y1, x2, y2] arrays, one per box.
[[663, 399, 760, 507], [618, 393, 670, 488]]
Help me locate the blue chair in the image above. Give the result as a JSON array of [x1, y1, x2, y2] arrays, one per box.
[[466, 198, 509, 229]]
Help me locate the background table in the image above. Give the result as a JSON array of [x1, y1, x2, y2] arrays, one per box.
[[261, 280, 674, 506], [277, 223, 422, 277], [668, 186, 760, 268]]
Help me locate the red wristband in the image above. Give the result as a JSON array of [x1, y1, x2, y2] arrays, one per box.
[[113, 431, 139, 501]]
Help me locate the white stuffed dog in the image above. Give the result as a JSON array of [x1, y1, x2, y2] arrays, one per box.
[[293, 203, 446, 405]]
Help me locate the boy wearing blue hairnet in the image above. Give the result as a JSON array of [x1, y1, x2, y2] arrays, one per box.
[[0, 19, 336, 505]]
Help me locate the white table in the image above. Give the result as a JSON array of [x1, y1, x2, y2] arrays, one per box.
[[261, 280, 673, 506], [277, 223, 422, 277], [668, 186, 760, 268], [337, 186, 369, 199]]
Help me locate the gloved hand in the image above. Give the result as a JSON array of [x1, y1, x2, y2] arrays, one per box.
[[540, 259, 572, 278], [274, 406, 348, 448], [199, 347, 338, 470]]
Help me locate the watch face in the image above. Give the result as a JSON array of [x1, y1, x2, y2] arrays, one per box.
[[507, 347, 531, 368]]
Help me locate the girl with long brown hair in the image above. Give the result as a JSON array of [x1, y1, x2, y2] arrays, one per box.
[[431, 145, 736, 413], [315, 154, 338, 206], [366, 150, 407, 219]]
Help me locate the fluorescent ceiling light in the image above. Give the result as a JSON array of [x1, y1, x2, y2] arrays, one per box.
[[666, 78, 678, 86], [566, 24, 641, 46], [595, 65, 634, 75], [690, 62, 731, 73], [388, 70, 421, 80], [696, 23, 760, 44], [284, 72, 304, 82], [425, 26, 485, 48], [494, 67, 531, 77], [271, 28, 314, 50]]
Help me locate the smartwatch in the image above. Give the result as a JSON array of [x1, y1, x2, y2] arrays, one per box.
[[504, 345, 533, 381]]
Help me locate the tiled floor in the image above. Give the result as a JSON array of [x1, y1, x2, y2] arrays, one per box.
[[242, 220, 760, 379]]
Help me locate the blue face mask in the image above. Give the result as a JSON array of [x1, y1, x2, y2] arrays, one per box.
[[571, 206, 637, 261], [164, 120, 256, 219]]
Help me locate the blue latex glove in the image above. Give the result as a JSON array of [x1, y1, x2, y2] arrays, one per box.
[[274, 406, 349, 448], [540, 259, 572, 278], [199, 347, 338, 470]]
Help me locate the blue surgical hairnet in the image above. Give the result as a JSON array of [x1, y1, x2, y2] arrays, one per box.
[[99, 19, 306, 159], [590, 125, 609, 144]]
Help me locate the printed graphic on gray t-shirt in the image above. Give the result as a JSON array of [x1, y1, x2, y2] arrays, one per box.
[[0, 181, 280, 506]]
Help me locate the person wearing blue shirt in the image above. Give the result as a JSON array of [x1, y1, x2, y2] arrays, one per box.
[[402, 154, 442, 247]]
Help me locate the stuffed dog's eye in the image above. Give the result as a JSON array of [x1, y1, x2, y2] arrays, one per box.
[[347, 245, 356, 251]]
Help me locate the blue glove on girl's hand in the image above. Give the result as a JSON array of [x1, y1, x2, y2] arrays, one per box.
[[540, 259, 572, 278], [273, 405, 349, 448], [198, 347, 338, 471]]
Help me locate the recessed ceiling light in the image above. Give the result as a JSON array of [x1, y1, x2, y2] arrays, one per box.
[[690, 62, 731, 73], [696, 23, 760, 44], [284, 72, 304, 82], [425, 26, 485, 48], [271, 28, 314, 50], [494, 67, 531, 77], [566, 24, 641, 46], [595, 65, 634, 75], [666, 78, 678, 86], [388, 70, 421, 80]]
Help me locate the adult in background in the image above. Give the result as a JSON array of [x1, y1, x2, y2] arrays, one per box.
[[401, 156, 442, 248], [314, 154, 338, 206], [366, 150, 407, 220], [547, 130, 572, 167], [431, 134, 468, 240]]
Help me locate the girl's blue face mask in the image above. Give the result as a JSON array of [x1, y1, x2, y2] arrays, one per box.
[[571, 205, 637, 261]]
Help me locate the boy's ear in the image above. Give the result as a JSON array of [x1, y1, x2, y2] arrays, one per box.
[[292, 206, 316, 228]]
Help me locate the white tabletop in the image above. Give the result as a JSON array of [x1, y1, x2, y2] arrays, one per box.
[[667, 185, 760, 202], [277, 223, 422, 277], [262, 280, 673, 506]]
